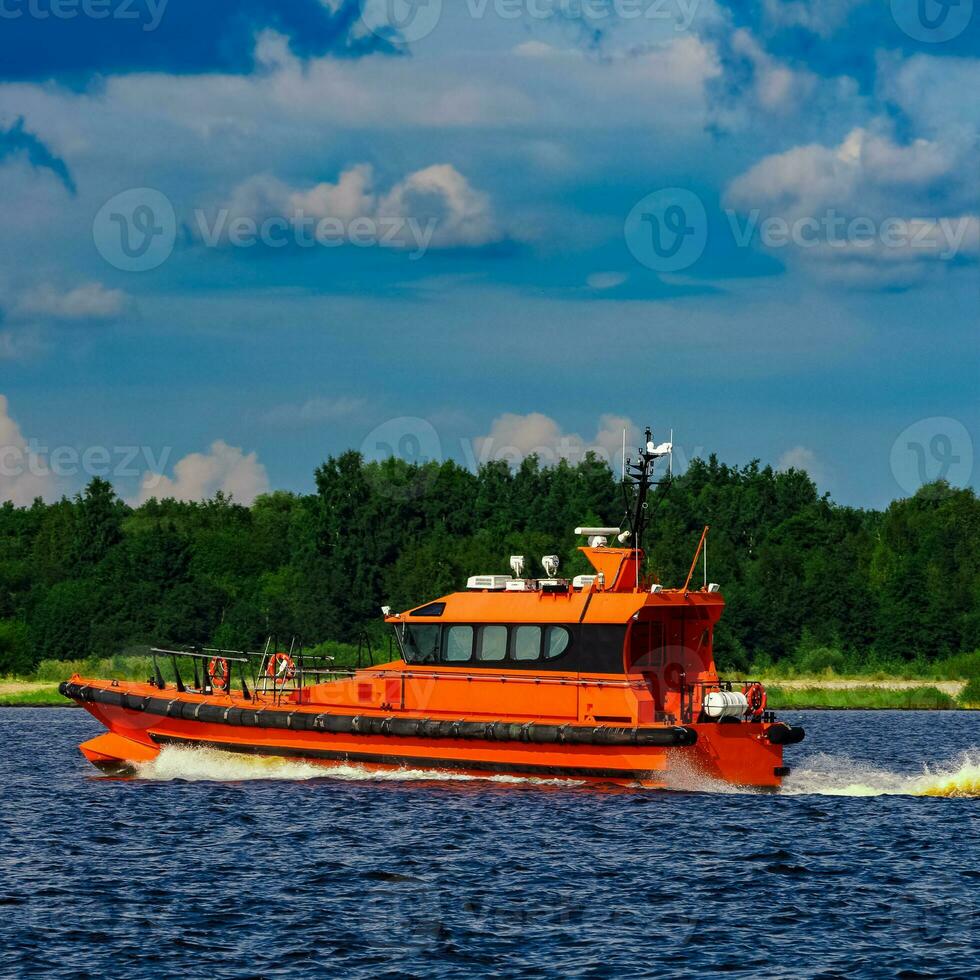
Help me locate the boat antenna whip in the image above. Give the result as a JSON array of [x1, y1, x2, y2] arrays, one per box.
[[622, 426, 673, 552]]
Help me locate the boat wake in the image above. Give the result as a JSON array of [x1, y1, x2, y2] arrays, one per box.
[[781, 751, 980, 798], [128, 745, 980, 797], [132, 744, 578, 787]]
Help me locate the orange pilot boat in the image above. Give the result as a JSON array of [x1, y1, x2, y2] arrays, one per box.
[[62, 428, 804, 788]]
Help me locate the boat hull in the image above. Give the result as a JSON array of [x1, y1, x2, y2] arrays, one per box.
[[62, 679, 793, 788]]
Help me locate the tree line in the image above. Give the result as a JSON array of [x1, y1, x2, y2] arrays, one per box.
[[1, 451, 977, 675]]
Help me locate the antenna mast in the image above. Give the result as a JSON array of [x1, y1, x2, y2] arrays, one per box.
[[623, 426, 672, 552]]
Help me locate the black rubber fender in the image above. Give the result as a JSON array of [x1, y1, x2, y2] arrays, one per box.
[[766, 723, 806, 745], [60, 681, 701, 749]]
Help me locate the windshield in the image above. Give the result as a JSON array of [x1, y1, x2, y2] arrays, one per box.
[[398, 624, 440, 664]]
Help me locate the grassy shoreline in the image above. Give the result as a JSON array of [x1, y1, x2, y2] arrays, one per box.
[[0, 684, 67, 707], [764, 684, 969, 710]]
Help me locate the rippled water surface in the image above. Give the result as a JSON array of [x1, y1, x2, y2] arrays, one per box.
[[1, 708, 977, 978]]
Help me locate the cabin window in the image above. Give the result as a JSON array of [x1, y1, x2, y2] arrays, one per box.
[[544, 626, 571, 659], [443, 625, 474, 662], [511, 625, 542, 661], [402, 625, 440, 664], [477, 625, 508, 662], [410, 602, 446, 617]]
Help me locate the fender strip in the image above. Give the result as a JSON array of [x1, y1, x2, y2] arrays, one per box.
[[59, 681, 697, 748]]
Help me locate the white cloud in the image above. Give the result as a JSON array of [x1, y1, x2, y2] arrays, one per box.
[[473, 412, 640, 469], [760, 0, 868, 38], [586, 272, 628, 290], [777, 445, 826, 486], [725, 127, 978, 282], [730, 29, 818, 113], [133, 440, 269, 505], [876, 53, 980, 140], [727, 128, 959, 220], [288, 163, 377, 224], [0, 394, 55, 505], [262, 395, 366, 427], [16, 281, 130, 320], [379, 164, 498, 248], [210, 162, 503, 250], [512, 40, 568, 59]]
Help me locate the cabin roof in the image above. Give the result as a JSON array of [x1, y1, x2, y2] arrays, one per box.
[[386, 588, 724, 626]]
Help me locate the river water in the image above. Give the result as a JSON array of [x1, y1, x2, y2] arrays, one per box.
[[1, 708, 976, 978]]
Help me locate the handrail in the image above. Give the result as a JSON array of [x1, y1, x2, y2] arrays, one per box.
[[681, 525, 710, 594], [151, 647, 249, 664], [317, 667, 650, 690]]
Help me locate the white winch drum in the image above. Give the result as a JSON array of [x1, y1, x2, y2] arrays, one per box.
[[702, 690, 750, 720]]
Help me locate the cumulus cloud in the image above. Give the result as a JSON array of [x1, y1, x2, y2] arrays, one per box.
[[204, 162, 503, 251], [473, 412, 640, 469], [133, 440, 269, 505], [725, 127, 979, 284], [16, 282, 129, 320], [0, 394, 54, 505], [777, 445, 826, 486], [727, 128, 961, 220], [378, 164, 499, 249]]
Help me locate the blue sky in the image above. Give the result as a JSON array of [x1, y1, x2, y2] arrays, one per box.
[[0, 0, 977, 509]]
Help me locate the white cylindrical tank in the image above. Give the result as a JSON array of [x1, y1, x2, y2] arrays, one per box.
[[702, 691, 749, 720]]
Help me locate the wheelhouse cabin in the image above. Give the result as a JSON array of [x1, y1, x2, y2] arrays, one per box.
[[359, 541, 725, 728]]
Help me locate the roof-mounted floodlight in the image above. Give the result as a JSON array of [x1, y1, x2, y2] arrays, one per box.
[[509, 555, 525, 578], [542, 555, 560, 576]]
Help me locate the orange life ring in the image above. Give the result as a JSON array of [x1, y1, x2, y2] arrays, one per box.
[[743, 682, 767, 718], [267, 652, 296, 681], [208, 656, 230, 691]]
